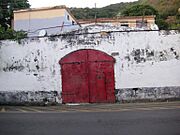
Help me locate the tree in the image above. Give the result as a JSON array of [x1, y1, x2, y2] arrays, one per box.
[[0, 0, 30, 40], [121, 4, 173, 29], [121, 4, 158, 16], [0, 25, 27, 40], [0, 0, 30, 29], [155, 18, 169, 30]]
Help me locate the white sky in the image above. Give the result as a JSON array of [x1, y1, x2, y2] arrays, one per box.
[[28, 0, 137, 8]]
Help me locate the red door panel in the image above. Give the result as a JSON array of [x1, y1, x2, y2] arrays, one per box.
[[60, 49, 115, 103], [89, 62, 106, 103], [89, 62, 115, 103], [60, 50, 88, 64], [61, 62, 89, 103], [88, 50, 115, 62], [102, 62, 115, 102]]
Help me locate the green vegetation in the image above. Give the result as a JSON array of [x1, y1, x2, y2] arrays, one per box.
[[121, 5, 158, 16], [121, 4, 169, 29], [139, 0, 180, 29], [71, 0, 180, 30], [0, 25, 27, 40], [70, 2, 137, 19], [0, 0, 30, 40]]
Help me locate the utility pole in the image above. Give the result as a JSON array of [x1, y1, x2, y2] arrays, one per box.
[[95, 3, 97, 24], [141, 9, 145, 28]]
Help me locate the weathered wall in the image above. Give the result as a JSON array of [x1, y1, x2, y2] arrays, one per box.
[[0, 28, 180, 104]]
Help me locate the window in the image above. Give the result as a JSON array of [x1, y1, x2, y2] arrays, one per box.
[[67, 15, 70, 20], [72, 21, 75, 25], [136, 20, 147, 28], [121, 24, 129, 27], [120, 21, 129, 27]]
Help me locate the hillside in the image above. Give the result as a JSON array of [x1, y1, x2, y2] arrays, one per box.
[[70, 2, 138, 19], [139, 0, 180, 16], [70, 0, 180, 29], [139, 0, 180, 29]]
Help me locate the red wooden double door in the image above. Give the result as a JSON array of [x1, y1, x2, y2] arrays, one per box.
[[59, 49, 115, 103]]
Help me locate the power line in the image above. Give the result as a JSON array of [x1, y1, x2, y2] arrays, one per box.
[[26, 29, 161, 39], [21, 20, 153, 34], [27, 24, 80, 34]]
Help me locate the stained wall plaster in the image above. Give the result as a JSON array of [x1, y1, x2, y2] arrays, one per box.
[[0, 28, 180, 103]]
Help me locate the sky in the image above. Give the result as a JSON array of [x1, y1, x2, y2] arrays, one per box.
[[28, 0, 138, 8]]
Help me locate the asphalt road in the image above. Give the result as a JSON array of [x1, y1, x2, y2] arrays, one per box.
[[0, 108, 180, 135]]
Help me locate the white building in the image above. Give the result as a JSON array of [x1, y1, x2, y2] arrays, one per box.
[[13, 6, 80, 37]]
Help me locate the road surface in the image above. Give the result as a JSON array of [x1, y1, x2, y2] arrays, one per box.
[[0, 102, 180, 135]]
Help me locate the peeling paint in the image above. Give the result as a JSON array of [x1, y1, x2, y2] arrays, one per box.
[[116, 86, 180, 102], [0, 91, 61, 104], [0, 26, 180, 103]]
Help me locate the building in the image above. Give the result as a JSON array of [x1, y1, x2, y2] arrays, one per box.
[[78, 15, 157, 30], [13, 6, 80, 37]]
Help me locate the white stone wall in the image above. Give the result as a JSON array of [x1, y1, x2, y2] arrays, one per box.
[[0, 29, 180, 103]]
